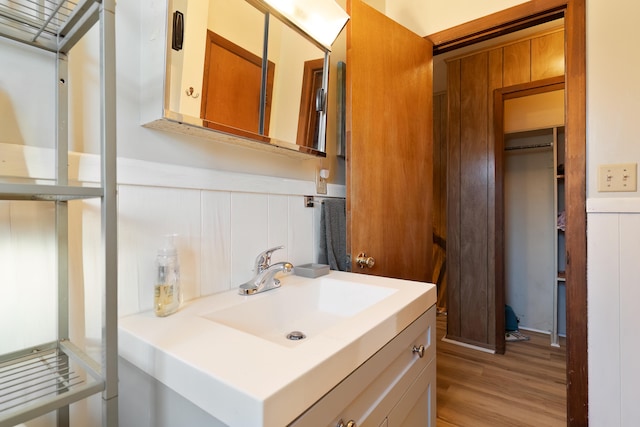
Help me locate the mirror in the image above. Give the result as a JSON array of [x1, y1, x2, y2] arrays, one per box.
[[163, 0, 330, 156]]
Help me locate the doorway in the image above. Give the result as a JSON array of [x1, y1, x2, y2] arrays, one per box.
[[428, 0, 586, 424], [495, 78, 566, 350]]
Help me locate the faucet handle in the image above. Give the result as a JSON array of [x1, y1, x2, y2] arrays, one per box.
[[254, 245, 284, 272]]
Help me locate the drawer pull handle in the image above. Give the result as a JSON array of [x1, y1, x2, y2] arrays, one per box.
[[337, 419, 357, 427], [412, 344, 425, 358]]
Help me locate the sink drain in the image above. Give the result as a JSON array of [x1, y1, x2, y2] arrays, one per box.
[[286, 331, 306, 341]]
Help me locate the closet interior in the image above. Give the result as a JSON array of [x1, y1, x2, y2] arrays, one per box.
[[503, 89, 565, 346]]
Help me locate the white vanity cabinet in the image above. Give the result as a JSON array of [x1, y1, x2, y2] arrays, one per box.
[[289, 306, 436, 427]]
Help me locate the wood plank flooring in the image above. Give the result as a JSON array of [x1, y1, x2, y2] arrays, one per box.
[[436, 313, 566, 426]]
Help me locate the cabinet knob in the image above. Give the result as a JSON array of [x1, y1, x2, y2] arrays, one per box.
[[337, 420, 357, 427], [412, 344, 425, 358], [356, 252, 375, 269]]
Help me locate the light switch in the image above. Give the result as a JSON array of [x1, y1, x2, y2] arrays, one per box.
[[598, 163, 637, 192]]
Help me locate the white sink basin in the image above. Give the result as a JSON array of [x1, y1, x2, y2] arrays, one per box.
[[202, 278, 397, 346], [119, 271, 436, 427]]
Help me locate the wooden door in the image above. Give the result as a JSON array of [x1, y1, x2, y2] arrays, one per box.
[[200, 31, 274, 136], [346, 0, 433, 281]]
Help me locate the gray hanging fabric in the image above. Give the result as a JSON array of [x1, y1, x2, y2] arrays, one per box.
[[318, 198, 348, 271]]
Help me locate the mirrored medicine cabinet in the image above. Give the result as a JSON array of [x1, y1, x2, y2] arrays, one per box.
[[156, 0, 341, 157]]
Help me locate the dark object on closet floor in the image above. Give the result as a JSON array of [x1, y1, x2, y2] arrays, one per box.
[[505, 305, 519, 331], [505, 305, 529, 341]]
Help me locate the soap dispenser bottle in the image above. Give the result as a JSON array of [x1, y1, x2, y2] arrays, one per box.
[[154, 234, 181, 317]]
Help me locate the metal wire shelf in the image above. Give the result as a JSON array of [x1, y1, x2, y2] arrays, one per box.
[[0, 0, 117, 424], [0, 0, 100, 52], [0, 341, 104, 427], [0, 183, 104, 201]]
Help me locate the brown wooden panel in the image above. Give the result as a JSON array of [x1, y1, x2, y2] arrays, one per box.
[[433, 94, 447, 241], [564, 0, 587, 424], [446, 59, 461, 339], [500, 76, 565, 99], [445, 26, 566, 352], [532, 30, 565, 80], [493, 87, 507, 356], [433, 93, 448, 309], [503, 40, 531, 86], [487, 48, 504, 351], [459, 52, 489, 344], [346, 0, 433, 282]]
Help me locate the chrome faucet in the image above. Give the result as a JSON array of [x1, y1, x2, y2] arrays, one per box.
[[253, 245, 283, 274], [238, 246, 293, 295]]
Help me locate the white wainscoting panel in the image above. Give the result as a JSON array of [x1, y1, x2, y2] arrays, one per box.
[[70, 198, 103, 347], [587, 212, 621, 426], [287, 195, 315, 267], [117, 185, 202, 317], [201, 191, 232, 296], [230, 193, 270, 286], [268, 194, 290, 264], [587, 198, 640, 427], [619, 214, 640, 425], [0, 201, 57, 355]]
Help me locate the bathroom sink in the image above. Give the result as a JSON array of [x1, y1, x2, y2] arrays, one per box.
[[119, 270, 436, 426], [202, 277, 397, 346]]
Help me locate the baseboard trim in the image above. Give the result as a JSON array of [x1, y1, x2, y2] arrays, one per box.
[[441, 336, 496, 354]]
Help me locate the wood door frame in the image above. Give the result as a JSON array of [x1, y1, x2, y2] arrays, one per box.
[[494, 75, 566, 354], [296, 58, 324, 148], [428, 0, 587, 425]]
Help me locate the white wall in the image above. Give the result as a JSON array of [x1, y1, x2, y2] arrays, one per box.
[[384, 0, 529, 36], [0, 38, 55, 148], [586, 1, 640, 200], [267, 19, 326, 143]]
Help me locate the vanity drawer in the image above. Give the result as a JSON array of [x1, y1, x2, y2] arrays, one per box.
[[289, 305, 436, 427]]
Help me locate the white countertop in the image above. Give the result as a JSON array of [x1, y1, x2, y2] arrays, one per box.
[[118, 271, 436, 426]]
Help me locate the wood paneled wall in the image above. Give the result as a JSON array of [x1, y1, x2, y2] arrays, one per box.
[[446, 29, 564, 350], [433, 93, 447, 309]]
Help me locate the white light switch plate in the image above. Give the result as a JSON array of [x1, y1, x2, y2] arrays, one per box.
[[598, 163, 637, 192]]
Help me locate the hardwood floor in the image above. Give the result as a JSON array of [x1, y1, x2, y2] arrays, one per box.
[[436, 313, 566, 426]]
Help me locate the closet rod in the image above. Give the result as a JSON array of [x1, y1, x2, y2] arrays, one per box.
[[504, 142, 553, 151]]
